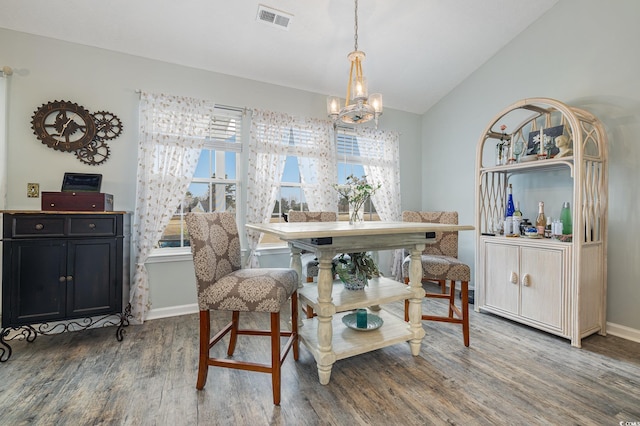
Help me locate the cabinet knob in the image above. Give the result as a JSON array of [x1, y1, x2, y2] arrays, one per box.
[[522, 273, 531, 286], [66, 276, 73, 282], [510, 271, 518, 284], [88, 223, 96, 229], [59, 276, 66, 283], [35, 223, 44, 230]]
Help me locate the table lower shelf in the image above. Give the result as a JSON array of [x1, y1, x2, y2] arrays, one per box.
[[298, 276, 412, 313], [299, 309, 413, 361]]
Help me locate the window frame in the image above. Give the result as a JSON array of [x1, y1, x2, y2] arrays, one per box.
[[150, 106, 243, 257]]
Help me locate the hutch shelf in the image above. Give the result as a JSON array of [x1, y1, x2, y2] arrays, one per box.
[[474, 98, 608, 348]]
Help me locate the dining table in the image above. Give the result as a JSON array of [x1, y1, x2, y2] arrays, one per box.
[[245, 220, 474, 385]]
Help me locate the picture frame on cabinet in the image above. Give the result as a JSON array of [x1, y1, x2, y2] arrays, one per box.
[[526, 124, 566, 157]]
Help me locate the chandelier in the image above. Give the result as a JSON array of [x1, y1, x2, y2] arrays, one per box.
[[327, 0, 383, 127]]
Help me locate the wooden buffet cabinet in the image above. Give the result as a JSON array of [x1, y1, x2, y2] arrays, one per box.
[[1, 211, 130, 361], [474, 98, 608, 348]]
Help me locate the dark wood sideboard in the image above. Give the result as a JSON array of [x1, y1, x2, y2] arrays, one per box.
[[1, 211, 130, 361]]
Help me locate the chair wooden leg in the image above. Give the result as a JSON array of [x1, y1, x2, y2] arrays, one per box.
[[271, 312, 282, 405], [461, 281, 470, 347], [440, 279, 447, 294], [306, 304, 315, 319], [227, 311, 240, 356], [404, 299, 410, 322], [403, 277, 410, 322], [197, 311, 211, 390], [421, 279, 470, 347], [448, 281, 456, 319], [306, 277, 314, 283]]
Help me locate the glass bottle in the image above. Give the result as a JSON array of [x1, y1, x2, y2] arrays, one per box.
[[495, 142, 503, 166], [513, 201, 523, 217], [505, 184, 515, 218], [560, 202, 572, 235], [536, 201, 546, 236], [545, 216, 552, 238]]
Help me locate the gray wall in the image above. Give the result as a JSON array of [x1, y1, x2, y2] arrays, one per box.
[[421, 0, 640, 332]]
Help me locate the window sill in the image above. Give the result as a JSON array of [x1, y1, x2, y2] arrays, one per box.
[[147, 247, 193, 263], [147, 244, 290, 264]]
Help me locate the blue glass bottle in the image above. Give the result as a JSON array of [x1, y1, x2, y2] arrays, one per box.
[[505, 184, 515, 218]]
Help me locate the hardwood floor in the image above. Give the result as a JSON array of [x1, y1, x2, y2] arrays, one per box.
[[1, 285, 639, 425]]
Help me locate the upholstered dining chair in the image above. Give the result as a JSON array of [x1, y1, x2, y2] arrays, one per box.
[[401, 211, 470, 347], [185, 212, 299, 405]]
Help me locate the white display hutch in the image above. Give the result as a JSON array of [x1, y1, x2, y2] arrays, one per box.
[[474, 98, 608, 348]]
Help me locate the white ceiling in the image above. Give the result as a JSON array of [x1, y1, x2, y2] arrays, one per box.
[[0, 0, 559, 115]]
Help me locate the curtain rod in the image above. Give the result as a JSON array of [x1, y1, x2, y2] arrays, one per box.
[[135, 89, 245, 114]]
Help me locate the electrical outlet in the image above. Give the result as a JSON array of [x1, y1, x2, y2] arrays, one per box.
[[27, 183, 39, 198]]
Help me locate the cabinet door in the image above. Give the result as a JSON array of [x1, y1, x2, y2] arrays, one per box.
[[4, 240, 67, 326], [66, 239, 119, 318], [484, 242, 520, 315], [520, 247, 563, 329]]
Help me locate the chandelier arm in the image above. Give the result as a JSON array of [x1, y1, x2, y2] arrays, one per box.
[[346, 61, 354, 106]]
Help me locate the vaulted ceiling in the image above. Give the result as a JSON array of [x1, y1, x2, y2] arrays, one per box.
[[0, 0, 559, 114]]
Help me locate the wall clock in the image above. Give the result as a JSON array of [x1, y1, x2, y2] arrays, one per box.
[[31, 100, 123, 166], [31, 100, 97, 152]]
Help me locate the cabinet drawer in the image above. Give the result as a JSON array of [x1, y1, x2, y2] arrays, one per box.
[[69, 217, 117, 236], [10, 216, 65, 237]]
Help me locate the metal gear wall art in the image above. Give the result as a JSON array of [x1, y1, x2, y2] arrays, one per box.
[[31, 100, 123, 166], [75, 139, 112, 166]]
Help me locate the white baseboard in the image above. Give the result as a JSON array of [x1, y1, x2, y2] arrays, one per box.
[[145, 303, 198, 321], [606, 322, 640, 343]]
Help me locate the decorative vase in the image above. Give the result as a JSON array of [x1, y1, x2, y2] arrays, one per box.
[[340, 273, 367, 290], [348, 204, 364, 225], [334, 261, 367, 290]]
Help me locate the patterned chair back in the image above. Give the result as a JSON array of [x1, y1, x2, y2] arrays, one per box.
[[186, 212, 243, 298], [287, 211, 337, 223], [402, 211, 459, 258]]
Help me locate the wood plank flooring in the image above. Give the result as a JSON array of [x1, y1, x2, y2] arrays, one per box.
[[1, 284, 639, 425]]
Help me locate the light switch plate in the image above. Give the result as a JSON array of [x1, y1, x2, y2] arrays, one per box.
[[27, 183, 39, 198]]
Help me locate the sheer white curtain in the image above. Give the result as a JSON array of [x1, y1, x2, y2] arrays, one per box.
[[0, 68, 10, 210], [356, 127, 404, 277], [131, 92, 212, 323], [290, 117, 337, 212], [246, 109, 291, 267]]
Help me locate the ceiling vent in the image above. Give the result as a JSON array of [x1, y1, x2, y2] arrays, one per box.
[[256, 5, 293, 31]]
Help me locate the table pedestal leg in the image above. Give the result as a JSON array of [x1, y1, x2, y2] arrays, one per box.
[[289, 244, 303, 288], [408, 245, 426, 355], [289, 244, 304, 329], [315, 251, 336, 385]]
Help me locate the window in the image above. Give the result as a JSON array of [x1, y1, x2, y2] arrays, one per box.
[[336, 128, 379, 221], [157, 106, 242, 249]]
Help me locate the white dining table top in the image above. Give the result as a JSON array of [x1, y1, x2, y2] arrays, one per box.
[[246, 220, 474, 240]]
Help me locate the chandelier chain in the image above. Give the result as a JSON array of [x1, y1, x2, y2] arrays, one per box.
[[353, 0, 359, 51]]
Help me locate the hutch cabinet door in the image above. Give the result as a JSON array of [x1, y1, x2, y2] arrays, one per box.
[[483, 242, 519, 315], [4, 240, 67, 326], [66, 239, 119, 317], [520, 246, 564, 330]]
